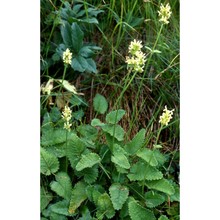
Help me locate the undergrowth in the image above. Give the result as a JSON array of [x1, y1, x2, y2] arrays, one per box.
[[41, 0, 179, 219]]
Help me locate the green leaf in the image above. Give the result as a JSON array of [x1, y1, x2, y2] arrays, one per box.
[[71, 22, 84, 52], [128, 201, 156, 220], [102, 124, 124, 141], [93, 94, 108, 114], [170, 184, 180, 202], [105, 109, 126, 124], [68, 181, 87, 214], [86, 58, 97, 73], [71, 56, 87, 72], [145, 179, 175, 196], [136, 148, 158, 167], [61, 22, 73, 49], [66, 134, 86, 169], [91, 118, 105, 127], [109, 183, 129, 210], [40, 147, 59, 176], [158, 215, 169, 220], [50, 172, 72, 201], [77, 124, 98, 141], [41, 187, 53, 212], [97, 193, 115, 219], [76, 165, 99, 184], [127, 160, 163, 181], [111, 144, 130, 169], [41, 129, 67, 147], [124, 129, 146, 155], [50, 200, 71, 216], [76, 152, 101, 171], [145, 191, 165, 208]]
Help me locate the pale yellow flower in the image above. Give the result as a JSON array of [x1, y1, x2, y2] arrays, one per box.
[[126, 39, 147, 73], [158, 3, 172, 24], [128, 39, 143, 56], [62, 106, 72, 131], [63, 48, 72, 65], [159, 105, 174, 126]]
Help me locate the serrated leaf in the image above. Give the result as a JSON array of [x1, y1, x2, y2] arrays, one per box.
[[50, 200, 71, 216], [97, 193, 115, 219], [145, 191, 165, 208], [93, 94, 108, 114], [76, 165, 99, 184], [50, 172, 72, 201], [105, 109, 126, 124], [76, 152, 101, 171], [91, 118, 105, 127], [41, 129, 67, 147], [145, 179, 175, 196], [109, 183, 129, 210], [158, 215, 169, 220], [102, 124, 124, 141], [128, 201, 156, 220], [127, 160, 163, 181], [66, 134, 86, 169], [40, 147, 59, 176], [136, 148, 158, 166], [170, 184, 180, 202], [41, 187, 53, 212], [77, 124, 98, 141], [111, 144, 130, 169], [68, 181, 87, 214], [124, 129, 146, 155]]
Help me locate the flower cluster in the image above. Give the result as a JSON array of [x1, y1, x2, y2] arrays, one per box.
[[125, 39, 146, 73], [63, 48, 72, 65], [159, 105, 174, 126], [158, 3, 172, 25], [62, 106, 72, 131]]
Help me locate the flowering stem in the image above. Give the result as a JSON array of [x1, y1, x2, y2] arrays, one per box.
[[155, 125, 163, 146], [59, 64, 67, 93], [113, 69, 136, 109], [65, 130, 68, 173]]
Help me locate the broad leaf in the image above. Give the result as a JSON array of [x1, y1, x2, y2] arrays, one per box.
[[102, 124, 125, 141], [109, 183, 129, 210], [127, 160, 163, 181], [124, 129, 146, 155], [68, 181, 87, 214], [76, 165, 99, 184], [128, 201, 156, 220], [145, 191, 165, 208], [136, 148, 158, 167], [111, 144, 130, 169], [66, 134, 86, 169], [91, 118, 105, 127], [40, 147, 59, 176], [76, 152, 101, 171], [50, 172, 72, 201], [97, 193, 115, 219], [41, 129, 67, 147], [50, 200, 71, 216], [61, 22, 73, 49], [145, 179, 175, 196], [105, 109, 126, 124], [71, 22, 84, 52], [158, 215, 169, 220], [41, 187, 53, 212], [93, 94, 108, 114]]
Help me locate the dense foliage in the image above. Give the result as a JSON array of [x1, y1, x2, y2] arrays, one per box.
[[41, 0, 179, 219]]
